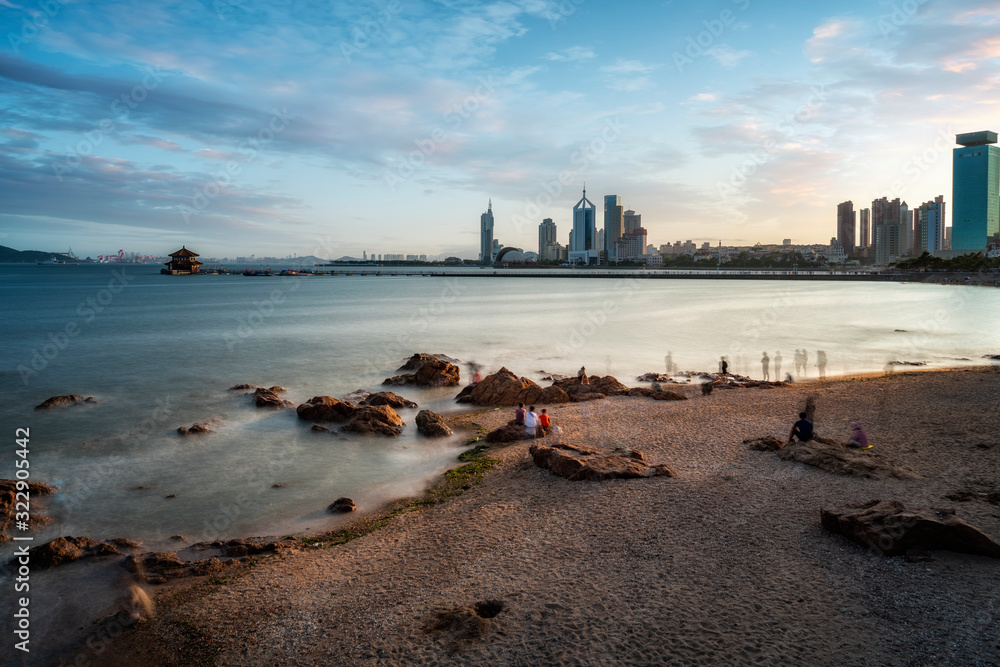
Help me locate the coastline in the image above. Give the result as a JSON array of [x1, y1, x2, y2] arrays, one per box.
[[83, 365, 1000, 666]]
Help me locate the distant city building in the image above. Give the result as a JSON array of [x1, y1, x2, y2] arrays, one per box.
[[538, 218, 557, 258], [825, 238, 847, 264], [604, 194, 623, 261], [569, 186, 598, 265], [874, 222, 903, 265], [952, 131, 1000, 251], [782, 238, 792, 247], [836, 201, 856, 256], [162, 246, 202, 274], [614, 227, 647, 260], [915, 196, 947, 254], [494, 247, 527, 263], [899, 202, 912, 257], [480, 199, 494, 264], [858, 209, 870, 249], [624, 209, 641, 234]]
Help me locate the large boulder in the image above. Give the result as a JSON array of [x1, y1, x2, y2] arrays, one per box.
[[384, 356, 461, 387], [362, 391, 418, 409], [253, 388, 294, 409], [296, 396, 357, 422], [416, 410, 453, 437], [456, 367, 569, 406], [35, 395, 95, 410], [551, 375, 629, 402], [627, 387, 687, 401], [821, 499, 1000, 558], [341, 405, 405, 437], [15, 535, 139, 570], [776, 438, 912, 479], [327, 497, 356, 513], [177, 421, 217, 436], [485, 423, 526, 443], [397, 353, 460, 371], [529, 443, 675, 481]]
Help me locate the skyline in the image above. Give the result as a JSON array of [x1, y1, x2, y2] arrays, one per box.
[[2, 1, 999, 258]]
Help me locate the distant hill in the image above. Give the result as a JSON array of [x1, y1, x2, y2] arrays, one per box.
[[0, 245, 77, 263]]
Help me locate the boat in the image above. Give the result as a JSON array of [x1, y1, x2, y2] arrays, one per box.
[[36, 257, 66, 265]]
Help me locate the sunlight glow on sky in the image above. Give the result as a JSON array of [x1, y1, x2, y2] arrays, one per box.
[[1, 0, 999, 258]]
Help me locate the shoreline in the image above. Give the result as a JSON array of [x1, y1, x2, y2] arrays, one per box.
[[80, 365, 1000, 665]]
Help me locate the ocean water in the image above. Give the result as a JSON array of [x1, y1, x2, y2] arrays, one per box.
[[2, 264, 999, 550]]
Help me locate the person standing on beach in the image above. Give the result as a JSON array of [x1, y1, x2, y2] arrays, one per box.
[[761, 352, 770, 381], [665, 351, 674, 374], [515, 403, 525, 426], [816, 350, 827, 379], [720, 356, 728, 375], [524, 406, 538, 439], [801, 349, 809, 377], [774, 351, 782, 378]]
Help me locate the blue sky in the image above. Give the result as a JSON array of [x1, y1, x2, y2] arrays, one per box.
[[1, 0, 998, 259]]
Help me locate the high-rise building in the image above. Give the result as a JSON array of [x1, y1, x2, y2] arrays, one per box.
[[480, 200, 494, 264], [952, 131, 1000, 251], [874, 222, 902, 265], [572, 187, 597, 251], [614, 227, 648, 260], [836, 201, 856, 256], [538, 218, 557, 258], [604, 195, 623, 261], [858, 209, 871, 249], [915, 196, 947, 254], [624, 209, 641, 234], [899, 202, 912, 257]]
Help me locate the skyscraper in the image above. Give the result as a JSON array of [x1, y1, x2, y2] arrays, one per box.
[[480, 200, 494, 264], [538, 218, 557, 258], [624, 209, 641, 234], [604, 195, 623, 261], [836, 200, 855, 257], [859, 208, 870, 249], [952, 131, 1000, 251], [915, 196, 946, 254]]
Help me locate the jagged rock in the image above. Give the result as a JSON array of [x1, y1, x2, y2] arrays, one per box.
[[397, 353, 461, 371], [821, 499, 1000, 558], [15, 536, 134, 570], [297, 396, 357, 422], [177, 421, 216, 436], [626, 387, 687, 401], [327, 497, 356, 513], [341, 405, 405, 437], [35, 395, 91, 410], [416, 410, 453, 437], [485, 423, 526, 443], [362, 391, 418, 409], [384, 358, 461, 387], [744, 436, 784, 451], [530, 443, 675, 481], [456, 367, 570, 406], [776, 438, 913, 479], [253, 388, 294, 409], [229, 384, 260, 390], [551, 375, 628, 402]]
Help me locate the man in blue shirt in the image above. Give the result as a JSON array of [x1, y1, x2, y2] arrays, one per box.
[[788, 412, 814, 443]]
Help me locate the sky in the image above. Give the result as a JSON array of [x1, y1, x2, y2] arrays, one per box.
[[1, 0, 999, 260]]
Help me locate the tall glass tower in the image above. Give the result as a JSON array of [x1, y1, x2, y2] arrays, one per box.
[[480, 199, 494, 263], [572, 187, 596, 252], [952, 131, 1000, 251], [604, 195, 623, 260]]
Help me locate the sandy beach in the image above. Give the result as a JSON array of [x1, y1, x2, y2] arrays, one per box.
[[89, 367, 1000, 666]]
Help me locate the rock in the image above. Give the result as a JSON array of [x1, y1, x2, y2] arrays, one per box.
[[253, 388, 294, 409], [626, 387, 687, 401], [744, 436, 784, 451], [362, 391, 418, 409], [15, 536, 134, 570], [385, 357, 461, 387], [530, 443, 674, 481], [397, 353, 461, 371], [170, 535, 186, 541], [268, 386, 287, 393], [701, 382, 713, 395], [229, 384, 260, 390], [189, 557, 226, 576], [485, 423, 526, 443], [342, 388, 372, 403], [456, 367, 568, 406], [84, 396, 98, 403], [35, 395, 87, 410], [106, 537, 142, 550], [821, 499, 1000, 558], [122, 551, 186, 577], [296, 396, 357, 422], [177, 422, 215, 436], [311, 424, 332, 433], [776, 438, 913, 479], [327, 497, 356, 513], [551, 375, 628, 402], [637, 373, 671, 382], [341, 405, 405, 437], [272, 483, 286, 488], [416, 410, 453, 437]]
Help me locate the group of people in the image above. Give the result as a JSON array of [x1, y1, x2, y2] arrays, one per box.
[[514, 403, 551, 438], [788, 412, 872, 449], [754, 350, 829, 382]]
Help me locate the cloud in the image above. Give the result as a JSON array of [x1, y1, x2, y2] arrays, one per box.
[[705, 45, 753, 68], [543, 46, 596, 62]]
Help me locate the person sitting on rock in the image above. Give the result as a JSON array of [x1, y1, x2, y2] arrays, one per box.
[[514, 403, 525, 425], [578, 366, 589, 385], [847, 421, 872, 449], [524, 406, 538, 438], [538, 408, 551, 435], [788, 412, 814, 443]]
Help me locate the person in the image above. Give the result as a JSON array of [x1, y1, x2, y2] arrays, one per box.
[[788, 411, 814, 443], [578, 366, 589, 385], [473, 370, 482, 383], [774, 351, 782, 379], [761, 351, 770, 381], [720, 356, 729, 375], [816, 350, 827, 380], [801, 349, 809, 377], [665, 351, 674, 374], [847, 421, 871, 449], [514, 403, 525, 425], [524, 405, 538, 438], [538, 408, 551, 435]]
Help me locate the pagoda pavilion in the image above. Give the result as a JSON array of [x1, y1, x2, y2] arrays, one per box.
[[162, 246, 203, 274]]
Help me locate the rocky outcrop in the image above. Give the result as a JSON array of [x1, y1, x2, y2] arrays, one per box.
[[253, 387, 294, 409], [416, 410, 453, 437], [327, 497, 356, 513], [189, 537, 297, 557], [177, 420, 218, 436], [384, 357, 461, 387], [485, 422, 527, 443], [296, 396, 357, 422], [626, 387, 687, 401], [1, 479, 57, 543], [550, 375, 629, 402], [229, 384, 260, 390], [456, 368, 570, 406], [362, 391, 418, 409], [15, 535, 141, 570], [529, 443, 675, 481], [397, 353, 460, 371], [35, 395, 96, 410], [821, 499, 1000, 558], [776, 438, 913, 479], [637, 373, 675, 382], [341, 405, 405, 437]]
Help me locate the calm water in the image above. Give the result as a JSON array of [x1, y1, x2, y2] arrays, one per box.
[[2, 264, 999, 550]]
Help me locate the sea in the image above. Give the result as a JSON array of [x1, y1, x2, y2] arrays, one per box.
[[1, 262, 999, 662]]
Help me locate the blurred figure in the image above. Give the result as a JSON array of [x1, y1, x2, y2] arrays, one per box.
[[665, 351, 674, 374], [774, 351, 782, 378], [578, 366, 589, 385], [816, 350, 827, 379], [847, 421, 871, 449], [719, 356, 729, 375], [801, 349, 809, 377], [761, 351, 770, 381]]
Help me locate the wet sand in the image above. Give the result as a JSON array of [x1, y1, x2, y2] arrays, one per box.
[[90, 367, 1000, 666]]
